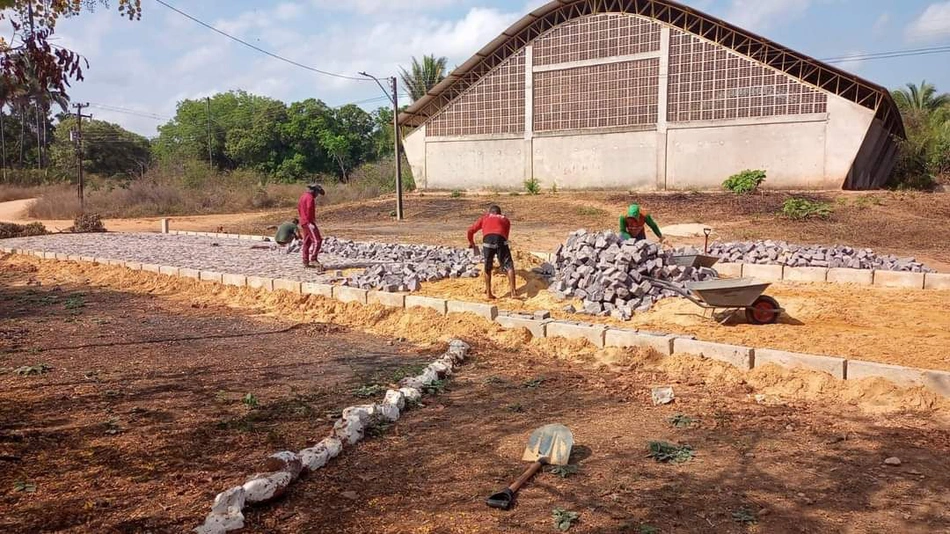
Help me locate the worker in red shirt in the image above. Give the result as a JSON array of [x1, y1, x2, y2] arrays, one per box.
[[467, 204, 516, 300], [297, 184, 326, 269]]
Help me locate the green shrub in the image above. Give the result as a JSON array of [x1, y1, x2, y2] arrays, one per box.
[[524, 177, 541, 195], [0, 222, 48, 239], [722, 169, 766, 195], [450, 189, 463, 198], [781, 198, 833, 220]]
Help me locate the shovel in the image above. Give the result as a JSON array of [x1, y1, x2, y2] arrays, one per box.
[[486, 424, 574, 510]]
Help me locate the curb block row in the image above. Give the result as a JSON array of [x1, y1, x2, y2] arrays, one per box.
[[193, 340, 470, 534], [2, 247, 948, 399]]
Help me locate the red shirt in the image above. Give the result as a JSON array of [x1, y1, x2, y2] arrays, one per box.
[[468, 213, 511, 245], [297, 192, 316, 225]]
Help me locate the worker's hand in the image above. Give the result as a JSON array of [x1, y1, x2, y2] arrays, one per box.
[[307, 223, 316, 231], [471, 244, 481, 257], [659, 236, 667, 245]]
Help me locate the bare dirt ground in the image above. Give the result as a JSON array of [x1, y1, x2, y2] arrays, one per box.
[[417, 266, 950, 372], [1, 255, 948, 533]]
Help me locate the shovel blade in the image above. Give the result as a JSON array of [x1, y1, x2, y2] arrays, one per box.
[[522, 424, 574, 466]]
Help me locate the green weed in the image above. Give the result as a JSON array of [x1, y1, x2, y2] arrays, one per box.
[[422, 380, 446, 395], [552, 509, 580, 531], [781, 198, 833, 220], [242, 393, 259, 408], [732, 508, 758, 525], [548, 464, 579, 478], [647, 441, 694, 463], [722, 169, 766, 195], [668, 414, 695, 428], [352, 384, 385, 398], [13, 481, 37, 493], [523, 376, 546, 389], [15, 363, 52, 376], [524, 177, 541, 195], [450, 189, 463, 198]]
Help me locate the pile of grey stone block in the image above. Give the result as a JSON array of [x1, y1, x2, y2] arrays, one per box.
[[708, 240, 932, 272], [550, 230, 717, 321], [322, 238, 480, 292]]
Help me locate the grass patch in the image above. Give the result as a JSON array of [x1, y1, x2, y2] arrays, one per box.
[[352, 384, 386, 398], [422, 379, 447, 395], [781, 198, 833, 220], [668, 414, 696, 428], [575, 206, 606, 217], [548, 464, 579, 478], [524, 177, 541, 195], [732, 507, 758, 525], [450, 189, 463, 198], [552, 509, 580, 531], [505, 403, 525, 413], [64, 295, 86, 310], [15, 363, 52, 376], [523, 376, 546, 389], [13, 481, 37, 493], [647, 441, 694, 463], [241, 393, 260, 409]]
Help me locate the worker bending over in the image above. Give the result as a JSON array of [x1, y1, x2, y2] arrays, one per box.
[[275, 218, 302, 254], [298, 184, 326, 269], [620, 204, 664, 243], [468, 204, 516, 300]]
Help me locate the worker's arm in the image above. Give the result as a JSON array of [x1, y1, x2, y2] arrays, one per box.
[[645, 215, 663, 240], [467, 217, 483, 248], [619, 214, 627, 234]]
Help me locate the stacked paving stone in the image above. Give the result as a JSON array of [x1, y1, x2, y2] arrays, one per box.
[[322, 237, 480, 292], [550, 230, 717, 321], [708, 240, 932, 272]]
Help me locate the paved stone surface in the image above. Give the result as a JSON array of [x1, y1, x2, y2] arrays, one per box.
[[754, 348, 846, 379], [1, 233, 363, 283]]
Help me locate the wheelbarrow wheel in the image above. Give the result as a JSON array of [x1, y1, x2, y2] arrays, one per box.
[[746, 295, 780, 325]]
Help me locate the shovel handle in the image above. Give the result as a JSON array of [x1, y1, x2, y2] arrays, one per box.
[[508, 460, 543, 493]]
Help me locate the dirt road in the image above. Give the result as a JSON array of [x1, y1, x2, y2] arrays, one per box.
[[0, 198, 35, 223]]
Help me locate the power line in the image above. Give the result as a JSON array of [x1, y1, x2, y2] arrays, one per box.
[[822, 44, 950, 64], [88, 103, 170, 121], [154, 0, 368, 82]]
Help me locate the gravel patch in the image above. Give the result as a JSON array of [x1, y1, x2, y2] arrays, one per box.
[[1, 233, 379, 283]]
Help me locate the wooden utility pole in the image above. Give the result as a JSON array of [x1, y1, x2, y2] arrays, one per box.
[[72, 102, 92, 212], [391, 76, 404, 221], [206, 96, 213, 170]]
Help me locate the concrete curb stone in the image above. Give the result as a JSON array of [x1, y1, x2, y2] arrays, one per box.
[[546, 321, 607, 348], [494, 312, 549, 338], [923, 273, 950, 290], [753, 348, 846, 379], [604, 329, 675, 355], [200, 271, 224, 283], [847, 359, 924, 387], [673, 338, 754, 370], [447, 300, 498, 320], [873, 270, 925, 289], [827, 268, 873, 286], [223, 274, 247, 287], [302, 282, 333, 298], [782, 267, 829, 283], [248, 276, 275, 291], [368, 291, 406, 308], [405, 295, 448, 315], [334, 286, 369, 305], [273, 279, 302, 294]]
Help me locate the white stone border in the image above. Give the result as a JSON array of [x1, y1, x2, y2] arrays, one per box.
[[5, 248, 949, 400], [194, 340, 470, 534]]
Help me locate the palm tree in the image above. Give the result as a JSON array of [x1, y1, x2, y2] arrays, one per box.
[[892, 81, 950, 113], [399, 55, 448, 102]]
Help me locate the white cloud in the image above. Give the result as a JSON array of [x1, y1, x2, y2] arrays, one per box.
[[274, 2, 306, 21], [872, 12, 890, 34], [724, 0, 812, 32], [906, 1, 950, 43], [833, 50, 866, 74]]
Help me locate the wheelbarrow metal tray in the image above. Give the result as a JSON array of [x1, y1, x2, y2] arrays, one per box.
[[686, 278, 771, 308], [669, 254, 720, 269]]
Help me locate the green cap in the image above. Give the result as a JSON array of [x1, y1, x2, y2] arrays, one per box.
[[627, 204, 641, 218]]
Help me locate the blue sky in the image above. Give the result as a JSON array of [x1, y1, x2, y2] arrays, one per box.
[[53, 0, 950, 136]]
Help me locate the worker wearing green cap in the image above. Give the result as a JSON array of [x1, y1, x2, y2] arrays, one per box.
[[620, 204, 664, 242]]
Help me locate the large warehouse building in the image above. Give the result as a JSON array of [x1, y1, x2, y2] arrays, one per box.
[[398, 0, 904, 191]]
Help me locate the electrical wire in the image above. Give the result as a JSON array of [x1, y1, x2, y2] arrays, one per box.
[[821, 44, 950, 64], [154, 0, 369, 82]]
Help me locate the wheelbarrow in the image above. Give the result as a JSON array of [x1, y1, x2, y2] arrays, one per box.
[[668, 254, 720, 269], [647, 277, 782, 325]]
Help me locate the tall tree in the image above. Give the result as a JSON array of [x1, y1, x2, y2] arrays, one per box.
[[1, 1, 141, 102], [892, 81, 950, 113], [399, 55, 448, 102], [50, 116, 151, 178]]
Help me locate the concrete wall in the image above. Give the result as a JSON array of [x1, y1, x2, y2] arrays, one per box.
[[403, 125, 427, 189], [666, 116, 829, 190], [533, 130, 658, 190], [425, 137, 527, 190], [824, 95, 878, 185]]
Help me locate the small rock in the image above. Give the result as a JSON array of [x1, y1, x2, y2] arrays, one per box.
[[340, 491, 358, 501], [884, 457, 902, 466]]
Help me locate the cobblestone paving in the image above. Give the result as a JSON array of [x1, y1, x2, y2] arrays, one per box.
[[2, 233, 383, 282]]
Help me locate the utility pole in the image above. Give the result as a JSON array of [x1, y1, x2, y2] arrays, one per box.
[[359, 71, 404, 221], [72, 103, 92, 213], [206, 96, 213, 170], [391, 76, 404, 221]]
